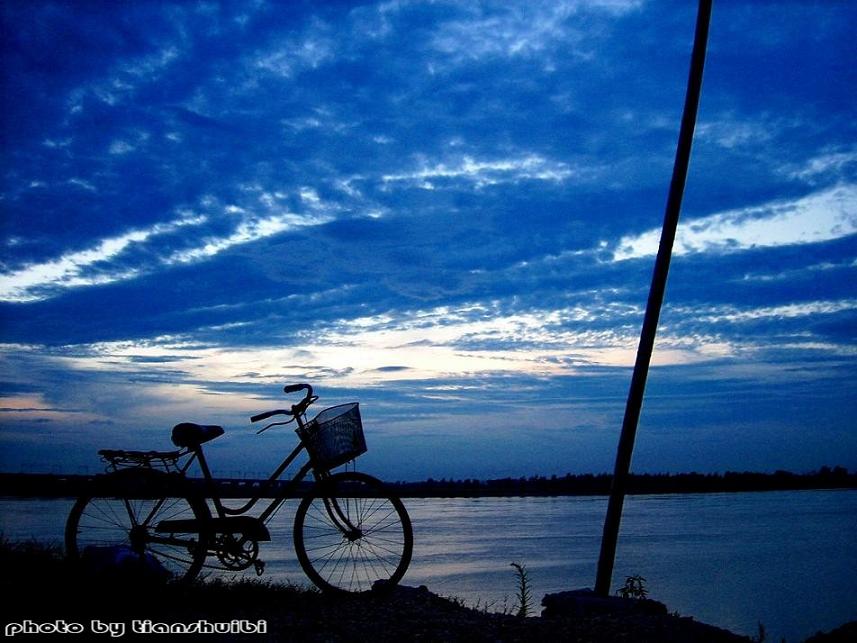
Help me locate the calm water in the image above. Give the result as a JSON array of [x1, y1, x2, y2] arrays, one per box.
[[2, 490, 855, 642]]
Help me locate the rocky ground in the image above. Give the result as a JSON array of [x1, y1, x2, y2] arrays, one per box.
[[3, 579, 750, 642], [2, 541, 853, 642]]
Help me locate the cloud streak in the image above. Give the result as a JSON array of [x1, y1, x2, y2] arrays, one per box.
[[614, 185, 857, 260], [0, 206, 339, 302]]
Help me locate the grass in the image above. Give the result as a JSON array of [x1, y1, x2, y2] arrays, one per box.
[[0, 539, 765, 642], [0, 537, 317, 624], [616, 574, 648, 600]]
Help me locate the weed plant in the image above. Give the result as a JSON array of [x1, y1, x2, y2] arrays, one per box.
[[510, 562, 533, 618]]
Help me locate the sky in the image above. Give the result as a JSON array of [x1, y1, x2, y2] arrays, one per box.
[[1, 0, 855, 481]]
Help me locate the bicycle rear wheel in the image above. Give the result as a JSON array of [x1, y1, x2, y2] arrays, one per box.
[[65, 469, 210, 583], [293, 471, 413, 593]]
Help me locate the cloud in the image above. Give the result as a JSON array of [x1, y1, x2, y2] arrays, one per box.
[[166, 211, 333, 264], [0, 203, 338, 303], [785, 149, 857, 184], [677, 299, 857, 326], [378, 153, 583, 189], [254, 33, 336, 78], [58, 294, 846, 393], [108, 140, 136, 155], [613, 185, 857, 260], [0, 215, 202, 302], [428, 0, 642, 63], [696, 115, 776, 150]]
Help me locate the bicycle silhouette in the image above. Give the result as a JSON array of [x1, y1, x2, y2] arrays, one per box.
[[65, 384, 413, 593]]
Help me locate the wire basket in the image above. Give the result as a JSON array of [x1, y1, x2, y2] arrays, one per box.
[[297, 403, 367, 470]]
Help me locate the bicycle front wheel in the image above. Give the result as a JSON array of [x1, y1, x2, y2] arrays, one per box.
[[65, 469, 210, 583], [293, 471, 413, 593]]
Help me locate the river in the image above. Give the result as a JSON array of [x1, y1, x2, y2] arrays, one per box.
[[2, 489, 854, 642]]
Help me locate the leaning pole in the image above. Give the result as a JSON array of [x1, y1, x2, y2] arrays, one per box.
[[594, 0, 713, 597]]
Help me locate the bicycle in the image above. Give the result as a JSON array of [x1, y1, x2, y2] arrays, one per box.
[[64, 383, 413, 594]]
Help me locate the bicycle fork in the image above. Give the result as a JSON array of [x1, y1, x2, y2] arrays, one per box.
[[323, 496, 362, 541]]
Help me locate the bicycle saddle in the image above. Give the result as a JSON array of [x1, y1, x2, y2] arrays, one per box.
[[171, 422, 225, 448]]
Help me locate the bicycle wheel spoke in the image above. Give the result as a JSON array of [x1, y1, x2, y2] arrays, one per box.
[[100, 499, 131, 529], [357, 537, 403, 562], [153, 498, 192, 523], [320, 541, 352, 579], [355, 545, 379, 583], [357, 498, 388, 525], [81, 506, 125, 530], [356, 541, 388, 577], [361, 507, 399, 532]]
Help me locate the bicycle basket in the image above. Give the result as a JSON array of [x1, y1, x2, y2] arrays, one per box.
[[297, 403, 367, 469]]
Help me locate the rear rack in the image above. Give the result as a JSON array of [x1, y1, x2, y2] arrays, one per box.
[[98, 449, 185, 473]]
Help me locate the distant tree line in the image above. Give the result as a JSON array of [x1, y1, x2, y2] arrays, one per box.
[[0, 466, 853, 498], [387, 466, 856, 497]]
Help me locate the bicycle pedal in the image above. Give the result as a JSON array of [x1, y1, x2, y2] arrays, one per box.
[[254, 560, 265, 576]]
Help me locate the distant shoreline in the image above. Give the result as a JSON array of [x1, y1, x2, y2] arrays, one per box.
[[388, 466, 857, 497], [1, 467, 853, 499]]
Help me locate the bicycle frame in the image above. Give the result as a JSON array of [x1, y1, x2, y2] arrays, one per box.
[[162, 407, 359, 540], [185, 418, 309, 515]]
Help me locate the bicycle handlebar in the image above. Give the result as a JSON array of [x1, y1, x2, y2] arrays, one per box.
[[284, 383, 313, 396], [250, 383, 316, 424], [250, 409, 290, 423]]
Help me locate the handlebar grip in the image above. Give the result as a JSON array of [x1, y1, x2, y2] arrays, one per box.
[[284, 383, 312, 395], [252, 385, 313, 423], [250, 409, 289, 423]]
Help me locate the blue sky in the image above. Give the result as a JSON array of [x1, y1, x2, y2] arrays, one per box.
[[1, 1, 855, 481]]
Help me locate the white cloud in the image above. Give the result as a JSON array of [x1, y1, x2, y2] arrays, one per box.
[[785, 149, 857, 184], [15, 303, 633, 390], [42, 138, 72, 149], [65, 46, 183, 117], [0, 216, 203, 302], [109, 140, 135, 155], [0, 179, 345, 303], [11, 292, 854, 413], [67, 178, 97, 192], [122, 46, 180, 78], [430, 0, 642, 63], [739, 259, 853, 283], [678, 299, 857, 325], [380, 153, 584, 189], [49, 298, 753, 391], [696, 117, 775, 150], [167, 212, 332, 264], [254, 25, 335, 78], [613, 184, 857, 260]]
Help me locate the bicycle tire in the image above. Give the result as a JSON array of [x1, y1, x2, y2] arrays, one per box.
[[293, 471, 413, 593], [65, 469, 210, 583]]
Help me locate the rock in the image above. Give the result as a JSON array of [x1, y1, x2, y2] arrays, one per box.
[[803, 621, 857, 643], [81, 545, 171, 583], [541, 588, 668, 618], [372, 581, 431, 597]]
